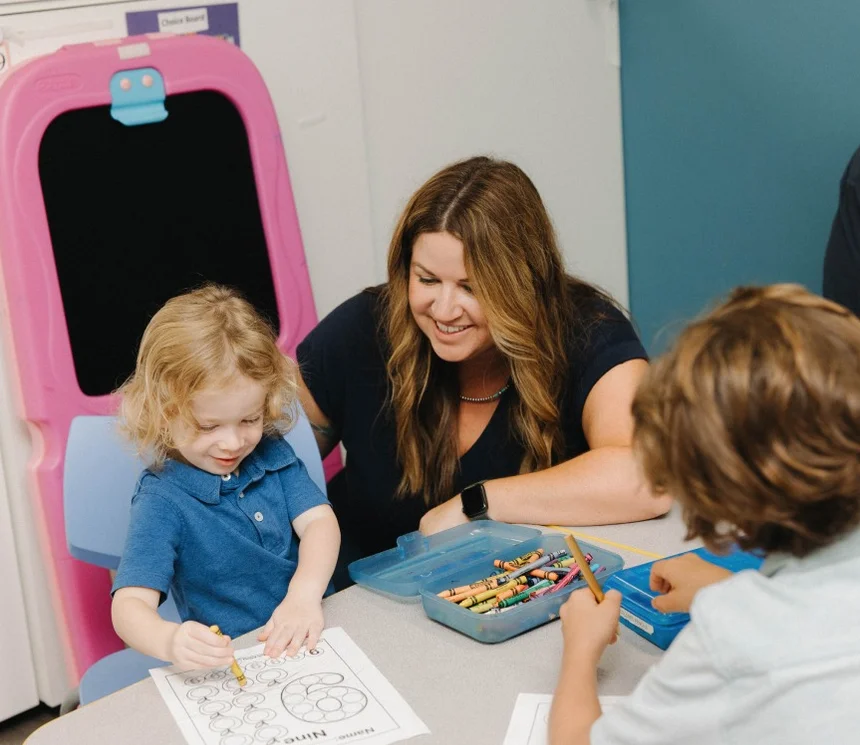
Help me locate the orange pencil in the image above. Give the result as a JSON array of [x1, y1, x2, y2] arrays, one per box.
[[563, 534, 604, 602]]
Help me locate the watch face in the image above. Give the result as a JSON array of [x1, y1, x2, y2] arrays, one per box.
[[461, 482, 487, 517]]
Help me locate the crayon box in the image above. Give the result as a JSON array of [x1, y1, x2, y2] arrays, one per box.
[[348, 521, 624, 643], [603, 546, 764, 650]]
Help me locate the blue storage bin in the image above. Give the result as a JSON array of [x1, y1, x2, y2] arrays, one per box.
[[348, 521, 625, 643], [603, 546, 764, 650]]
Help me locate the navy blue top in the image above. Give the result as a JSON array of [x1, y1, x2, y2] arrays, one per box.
[[112, 436, 330, 638], [824, 145, 860, 315], [297, 288, 648, 560]]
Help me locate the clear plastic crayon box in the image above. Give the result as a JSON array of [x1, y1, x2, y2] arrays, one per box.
[[348, 521, 624, 643], [602, 546, 764, 650]]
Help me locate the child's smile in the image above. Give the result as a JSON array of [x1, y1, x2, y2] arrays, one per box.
[[171, 375, 267, 475]]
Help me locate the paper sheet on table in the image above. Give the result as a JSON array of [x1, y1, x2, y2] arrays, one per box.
[[503, 692, 625, 745], [150, 626, 429, 745]]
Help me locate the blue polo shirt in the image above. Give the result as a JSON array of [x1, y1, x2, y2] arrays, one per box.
[[112, 436, 330, 638]]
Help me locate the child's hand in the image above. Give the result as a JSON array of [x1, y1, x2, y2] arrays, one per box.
[[170, 621, 236, 670], [649, 553, 733, 613], [258, 590, 324, 658], [559, 588, 622, 662]]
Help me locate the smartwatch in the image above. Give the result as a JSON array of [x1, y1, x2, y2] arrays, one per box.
[[461, 481, 489, 520]]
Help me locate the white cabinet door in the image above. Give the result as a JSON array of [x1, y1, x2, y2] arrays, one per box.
[[0, 446, 38, 721]]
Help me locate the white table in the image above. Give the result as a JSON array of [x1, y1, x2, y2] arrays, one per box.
[[26, 508, 693, 744]]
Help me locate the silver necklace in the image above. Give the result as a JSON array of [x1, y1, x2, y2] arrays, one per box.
[[459, 382, 510, 404]]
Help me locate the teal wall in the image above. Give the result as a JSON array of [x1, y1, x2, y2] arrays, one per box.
[[620, 0, 860, 351]]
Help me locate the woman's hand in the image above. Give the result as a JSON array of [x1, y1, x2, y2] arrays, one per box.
[[258, 589, 325, 658], [649, 553, 733, 613], [170, 621, 236, 670], [559, 588, 622, 664], [419, 496, 470, 535]]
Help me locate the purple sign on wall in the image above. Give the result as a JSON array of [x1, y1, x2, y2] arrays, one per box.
[[126, 3, 240, 47]]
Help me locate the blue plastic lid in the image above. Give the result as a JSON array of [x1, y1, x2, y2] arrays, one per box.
[[604, 546, 764, 628], [348, 521, 543, 599]]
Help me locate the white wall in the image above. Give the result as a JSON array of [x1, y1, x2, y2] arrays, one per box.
[[354, 0, 628, 305]]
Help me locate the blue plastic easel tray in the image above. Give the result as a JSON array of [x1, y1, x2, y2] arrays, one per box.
[[603, 546, 764, 650], [348, 521, 625, 643]]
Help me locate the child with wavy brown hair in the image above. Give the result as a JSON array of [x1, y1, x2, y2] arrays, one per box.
[[111, 285, 339, 670], [550, 284, 860, 745]]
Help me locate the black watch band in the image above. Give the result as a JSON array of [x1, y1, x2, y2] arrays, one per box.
[[461, 480, 489, 520]]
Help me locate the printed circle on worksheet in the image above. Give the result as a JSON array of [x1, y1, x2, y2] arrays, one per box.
[[308, 648, 323, 656], [254, 725, 288, 741], [317, 697, 342, 712], [222, 678, 245, 693], [280, 674, 368, 723], [257, 669, 287, 685], [188, 685, 219, 700], [245, 659, 268, 672], [200, 700, 232, 715], [244, 708, 275, 724], [205, 670, 228, 682], [220, 735, 253, 745], [209, 715, 242, 732], [233, 692, 265, 707]]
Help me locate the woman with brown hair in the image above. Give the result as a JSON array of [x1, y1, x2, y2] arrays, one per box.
[[297, 156, 670, 576]]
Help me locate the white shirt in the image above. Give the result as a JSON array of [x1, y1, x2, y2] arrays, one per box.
[[591, 525, 860, 745]]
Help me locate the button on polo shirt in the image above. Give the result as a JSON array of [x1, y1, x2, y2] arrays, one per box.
[[112, 436, 330, 638]]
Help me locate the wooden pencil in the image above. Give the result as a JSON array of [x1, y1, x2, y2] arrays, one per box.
[[563, 534, 604, 603]]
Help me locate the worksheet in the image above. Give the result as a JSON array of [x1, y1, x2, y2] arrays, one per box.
[[503, 693, 625, 745], [150, 627, 429, 745]]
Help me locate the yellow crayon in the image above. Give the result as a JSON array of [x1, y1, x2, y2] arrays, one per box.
[[470, 597, 501, 613], [437, 571, 509, 599], [209, 625, 247, 687], [470, 582, 530, 612], [458, 578, 521, 608]]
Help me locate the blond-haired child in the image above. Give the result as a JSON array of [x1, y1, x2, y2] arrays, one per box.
[[550, 285, 860, 744], [111, 285, 340, 669]]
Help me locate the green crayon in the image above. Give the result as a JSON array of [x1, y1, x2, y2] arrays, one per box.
[[497, 579, 553, 608]]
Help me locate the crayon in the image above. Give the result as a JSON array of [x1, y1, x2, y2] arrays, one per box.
[[502, 550, 568, 582], [470, 586, 526, 614], [209, 625, 247, 687], [458, 578, 522, 608], [496, 579, 553, 608], [436, 571, 508, 599], [492, 548, 545, 569], [496, 551, 556, 572], [444, 574, 513, 604], [531, 563, 584, 598], [530, 554, 591, 581]]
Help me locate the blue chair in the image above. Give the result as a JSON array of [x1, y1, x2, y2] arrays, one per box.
[[64, 406, 326, 705]]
